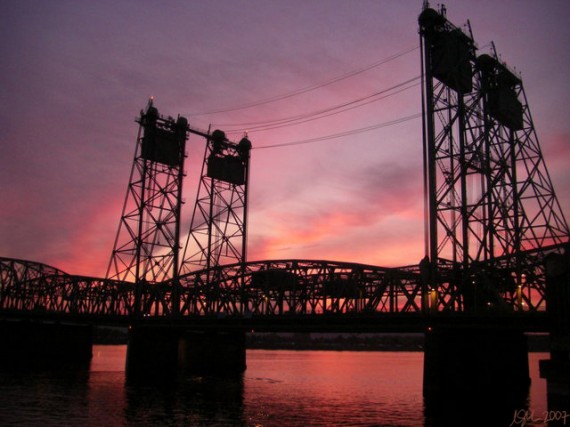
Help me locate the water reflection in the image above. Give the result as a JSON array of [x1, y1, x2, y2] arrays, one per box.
[[0, 367, 93, 426], [0, 347, 550, 426], [124, 375, 245, 426]]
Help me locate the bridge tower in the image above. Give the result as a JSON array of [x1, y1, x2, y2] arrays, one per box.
[[106, 99, 189, 313], [419, 5, 569, 311], [179, 129, 251, 278], [419, 3, 570, 412]]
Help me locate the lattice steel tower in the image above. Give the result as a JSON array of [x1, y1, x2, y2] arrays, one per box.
[[106, 100, 189, 285], [180, 129, 252, 277], [419, 5, 569, 311]]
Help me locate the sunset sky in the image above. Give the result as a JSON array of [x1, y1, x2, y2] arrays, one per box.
[[1, 0, 569, 277]]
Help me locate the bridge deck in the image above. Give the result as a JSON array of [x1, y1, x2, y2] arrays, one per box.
[[0, 310, 549, 333]]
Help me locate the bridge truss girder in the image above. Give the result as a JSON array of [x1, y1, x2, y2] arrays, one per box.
[[2, 258, 427, 317], [0, 257, 134, 316], [1, 255, 558, 324], [175, 260, 424, 317]]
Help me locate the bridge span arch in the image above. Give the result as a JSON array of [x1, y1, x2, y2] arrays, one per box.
[[1, 256, 549, 330], [2, 257, 425, 320], [172, 259, 424, 318]]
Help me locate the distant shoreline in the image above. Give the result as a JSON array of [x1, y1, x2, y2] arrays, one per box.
[[93, 327, 550, 352]]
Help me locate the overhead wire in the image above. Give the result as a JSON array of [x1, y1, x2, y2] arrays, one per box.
[[184, 45, 422, 150], [254, 112, 422, 150], [218, 75, 421, 134], [185, 45, 419, 117]]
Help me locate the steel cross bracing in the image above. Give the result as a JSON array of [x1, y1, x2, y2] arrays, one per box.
[[0, 257, 550, 334], [0, 256, 554, 329], [106, 100, 189, 285], [1, 257, 430, 318], [419, 6, 569, 312], [0, 257, 134, 316], [174, 260, 424, 316], [1, 6, 568, 325], [179, 129, 251, 279]]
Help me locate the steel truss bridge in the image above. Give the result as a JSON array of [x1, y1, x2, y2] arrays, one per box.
[[0, 254, 554, 332], [0, 257, 427, 319], [1, 5, 568, 330]]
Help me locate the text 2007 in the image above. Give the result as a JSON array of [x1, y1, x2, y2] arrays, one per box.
[[510, 409, 569, 426]]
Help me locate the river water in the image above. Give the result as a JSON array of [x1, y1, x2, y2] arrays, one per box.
[[0, 346, 550, 426]]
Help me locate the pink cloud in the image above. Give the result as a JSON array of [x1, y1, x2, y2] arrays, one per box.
[[248, 159, 425, 267]]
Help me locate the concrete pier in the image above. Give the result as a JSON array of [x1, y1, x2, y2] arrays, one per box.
[[179, 330, 246, 375], [0, 320, 93, 366], [539, 251, 570, 410], [125, 325, 180, 380], [423, 326, 530, 415], [126, 325, 246, 380]]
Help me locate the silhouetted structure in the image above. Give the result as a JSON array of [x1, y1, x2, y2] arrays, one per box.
[[419, 5, 568, 312], [106, 99, 189, 285], [0, 3, 568, 406], [419, 2, 569, 410], [179, 128, 251, 277]]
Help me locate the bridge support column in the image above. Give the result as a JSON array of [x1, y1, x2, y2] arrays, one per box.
[[126, 326, 246, 380], [0, 320, 92, 367], [179, 331, 246, 375], [423, 327, 529, 419], [126, 325, 180, 380], [540, 252, 570, 410]]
